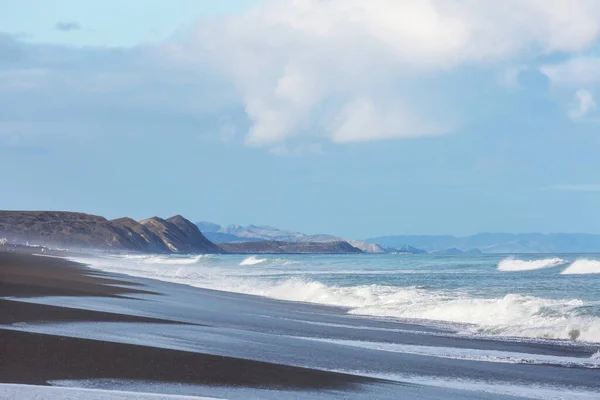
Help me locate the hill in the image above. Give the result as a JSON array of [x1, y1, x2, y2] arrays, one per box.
[[197, 222, 385, 253], [0, 211, 223, 254], [219, 240, 363, 254]]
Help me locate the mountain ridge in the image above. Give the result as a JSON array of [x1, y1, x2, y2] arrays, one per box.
[[198, 222, 385, 253], [365, 233, 600, 253], [0, 211, 222, 254]]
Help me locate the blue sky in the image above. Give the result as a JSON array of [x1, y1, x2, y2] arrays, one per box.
[[2, 0, 600, 239]]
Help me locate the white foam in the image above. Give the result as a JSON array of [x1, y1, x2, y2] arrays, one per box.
[[0, 384, 220, 399], [336, 372, 600, 400], [239, 256, 267, 266], [497, 257, 566, 272], [123, 255, 209, 266], [561, 259, 600, 275], [297, 337, 600, 368], [76, 254, 600, 343]]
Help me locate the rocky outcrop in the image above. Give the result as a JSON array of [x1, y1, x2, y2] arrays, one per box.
[[0, 211, 223, 254], [110, 217, 172, 253], [139, 216, 224, 254], [219, 240, 363, 254], [165, 215, 224, 254]]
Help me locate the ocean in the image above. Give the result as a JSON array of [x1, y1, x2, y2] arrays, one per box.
[[83, 252, 600, 343]]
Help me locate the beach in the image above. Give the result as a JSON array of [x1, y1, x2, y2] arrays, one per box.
[[1, 250, 599, 399]]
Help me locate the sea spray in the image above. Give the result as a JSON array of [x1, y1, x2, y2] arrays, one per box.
[[75, 253, 600, 343], [497, 257, 566, 272], [561, 259, 600, 275], [240, 256, 268, 266]]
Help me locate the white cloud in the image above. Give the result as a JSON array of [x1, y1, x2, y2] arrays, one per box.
[[329, 98, 447, 143], [569, 89, 596, 119], [541, 57, 600, 86], [5, 3, 600, 149], [175, 0, 600, 146]]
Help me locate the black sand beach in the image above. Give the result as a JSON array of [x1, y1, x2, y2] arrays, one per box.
[[1, 250, 599, 399]]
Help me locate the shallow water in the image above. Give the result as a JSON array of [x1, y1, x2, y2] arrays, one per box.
[[79, 253, 600, 343]]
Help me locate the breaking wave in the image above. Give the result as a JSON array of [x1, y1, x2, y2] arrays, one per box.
[[561, 259, 600, 275], [226, 278, 599, 342], [80, 253, 600, 343], [240, 256, 268, 266], [498, 257, 566, 272], [122, 255, 209, 265]]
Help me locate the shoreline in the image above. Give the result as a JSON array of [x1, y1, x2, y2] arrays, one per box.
[[0, 251, 382, 391], [78, 251, 600, 347], [2, 250, 600, 399]]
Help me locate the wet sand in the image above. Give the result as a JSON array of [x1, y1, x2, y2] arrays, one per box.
[[0, 251, 378, 391], [1, 250, 599, 399]]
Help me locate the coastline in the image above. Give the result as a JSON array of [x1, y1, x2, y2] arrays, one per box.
[[0, 251, 379, 391], [2, 250, 600, 399]]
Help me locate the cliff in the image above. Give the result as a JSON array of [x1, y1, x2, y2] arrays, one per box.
[[0, 211, 222, 254]]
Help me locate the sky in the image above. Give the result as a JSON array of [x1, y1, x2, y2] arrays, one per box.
[[2, 0, 600, 239]]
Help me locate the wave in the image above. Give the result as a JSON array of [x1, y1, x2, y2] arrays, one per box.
[[179, 273, 600, 342], [298, 338, 600, 368], [240, 256, 268, 266], [122, 255, 210, 266], [561, 259, 600, 275], [79, 254, 600, 343], [498, 257, 566, 272]]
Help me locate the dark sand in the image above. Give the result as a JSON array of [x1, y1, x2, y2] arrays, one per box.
[[1, 250, 599, 399], [0, 251, 379, 391]]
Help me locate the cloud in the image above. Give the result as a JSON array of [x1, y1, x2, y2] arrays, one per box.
[[0, 37, 238, 144], [569, 89, 596, 119], [173, 0, 600, 146], [55, 21, 82, 32], [541, 57, 600, 89], [5, 1, 600, 151], [547, 184, 600, 192]]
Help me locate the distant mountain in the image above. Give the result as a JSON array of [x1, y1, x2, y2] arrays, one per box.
[[466, 248, 483, 255], [219, 240, 363, 254], [365, 233, 600, 253], [198, 222, 385, 253], [434, 248, 465, 255], [346, 240, 386, 253], [0, 211, 223, 254], [195, 221, 222, 233], [203, 232, 264, 243], [221, 224, 329, 242], [386, 245, 427, 254]]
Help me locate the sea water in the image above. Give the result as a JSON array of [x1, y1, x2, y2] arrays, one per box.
[[83, 253, 600, 343]]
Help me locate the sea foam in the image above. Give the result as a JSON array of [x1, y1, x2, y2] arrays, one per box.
[[240, 256, 268, 266], [124, 255, 209, 265], [497, 257, 566, 272], [561, 259, 600, 275], [78, 254, 600, 343]]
